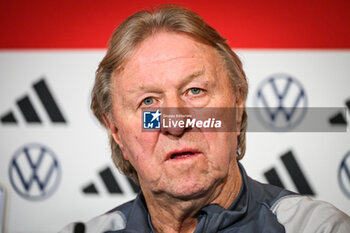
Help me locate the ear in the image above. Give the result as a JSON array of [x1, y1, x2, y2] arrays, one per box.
[[102, 113, 127, 159]]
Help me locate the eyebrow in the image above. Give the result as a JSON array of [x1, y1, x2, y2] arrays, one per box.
[[180, 68, 206, 86]]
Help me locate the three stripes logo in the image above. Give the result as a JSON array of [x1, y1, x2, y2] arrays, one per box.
[[82, 166, 140, 195], [263, 150, 315, 196], [329, 98, 350, 126], [1, 78, 67, 124]]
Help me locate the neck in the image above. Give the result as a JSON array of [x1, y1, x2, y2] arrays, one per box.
[[142, 162, 242, 233]]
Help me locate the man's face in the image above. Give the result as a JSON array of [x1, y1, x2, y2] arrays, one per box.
[[108, 32, 242, 198]]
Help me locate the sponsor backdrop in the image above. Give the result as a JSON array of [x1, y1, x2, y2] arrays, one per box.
[[1, 1, 350, 232]]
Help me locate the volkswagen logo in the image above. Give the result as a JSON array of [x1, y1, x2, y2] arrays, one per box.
[[255, 73, 307, 131], [338, 151, 350, 199], [8, 143, 61, 201]]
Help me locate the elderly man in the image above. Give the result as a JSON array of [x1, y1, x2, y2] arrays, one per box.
[[61, 5, 350, 233]]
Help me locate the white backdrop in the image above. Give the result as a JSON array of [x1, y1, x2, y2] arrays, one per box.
[[0, 50, 349, 233]]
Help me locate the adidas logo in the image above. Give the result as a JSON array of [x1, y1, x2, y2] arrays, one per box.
[[329, 98, 350, 126], [263, 150, 315, 196], [1, 78, 67, 124], [82, 166, 140, 195]]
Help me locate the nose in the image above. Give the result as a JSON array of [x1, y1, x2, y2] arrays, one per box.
[[160, 96, 190, 137]]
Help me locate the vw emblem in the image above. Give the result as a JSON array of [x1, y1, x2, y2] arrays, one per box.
[[8, 143, 61, 201], [254, 74, 307, 131], [338, 151, 350, 199]]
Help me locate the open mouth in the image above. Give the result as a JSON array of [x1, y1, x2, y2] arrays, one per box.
[[167, 149, 200, 160], [170, 151, 196, 159]]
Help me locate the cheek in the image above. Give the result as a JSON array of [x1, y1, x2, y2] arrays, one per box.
[[115, 113, 157, 152], [121, 133, 163, 184], [122, 132, 156, 152], [206, 132, 237, 165], [119, 127, 160, 164]]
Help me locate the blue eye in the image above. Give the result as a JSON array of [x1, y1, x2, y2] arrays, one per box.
[[190, 88, 202, 95], [143, 97, 154, 105]]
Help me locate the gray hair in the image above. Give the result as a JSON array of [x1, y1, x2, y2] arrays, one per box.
[[91, 5, 248, 183]]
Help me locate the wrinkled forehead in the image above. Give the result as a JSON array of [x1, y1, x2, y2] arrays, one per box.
[[115, 31, 224, 79]]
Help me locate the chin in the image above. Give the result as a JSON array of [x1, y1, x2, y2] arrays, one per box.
[[165, 179, 214, 201]]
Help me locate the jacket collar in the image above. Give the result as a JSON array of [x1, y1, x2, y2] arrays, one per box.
[[122, 162, 249, 233]]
